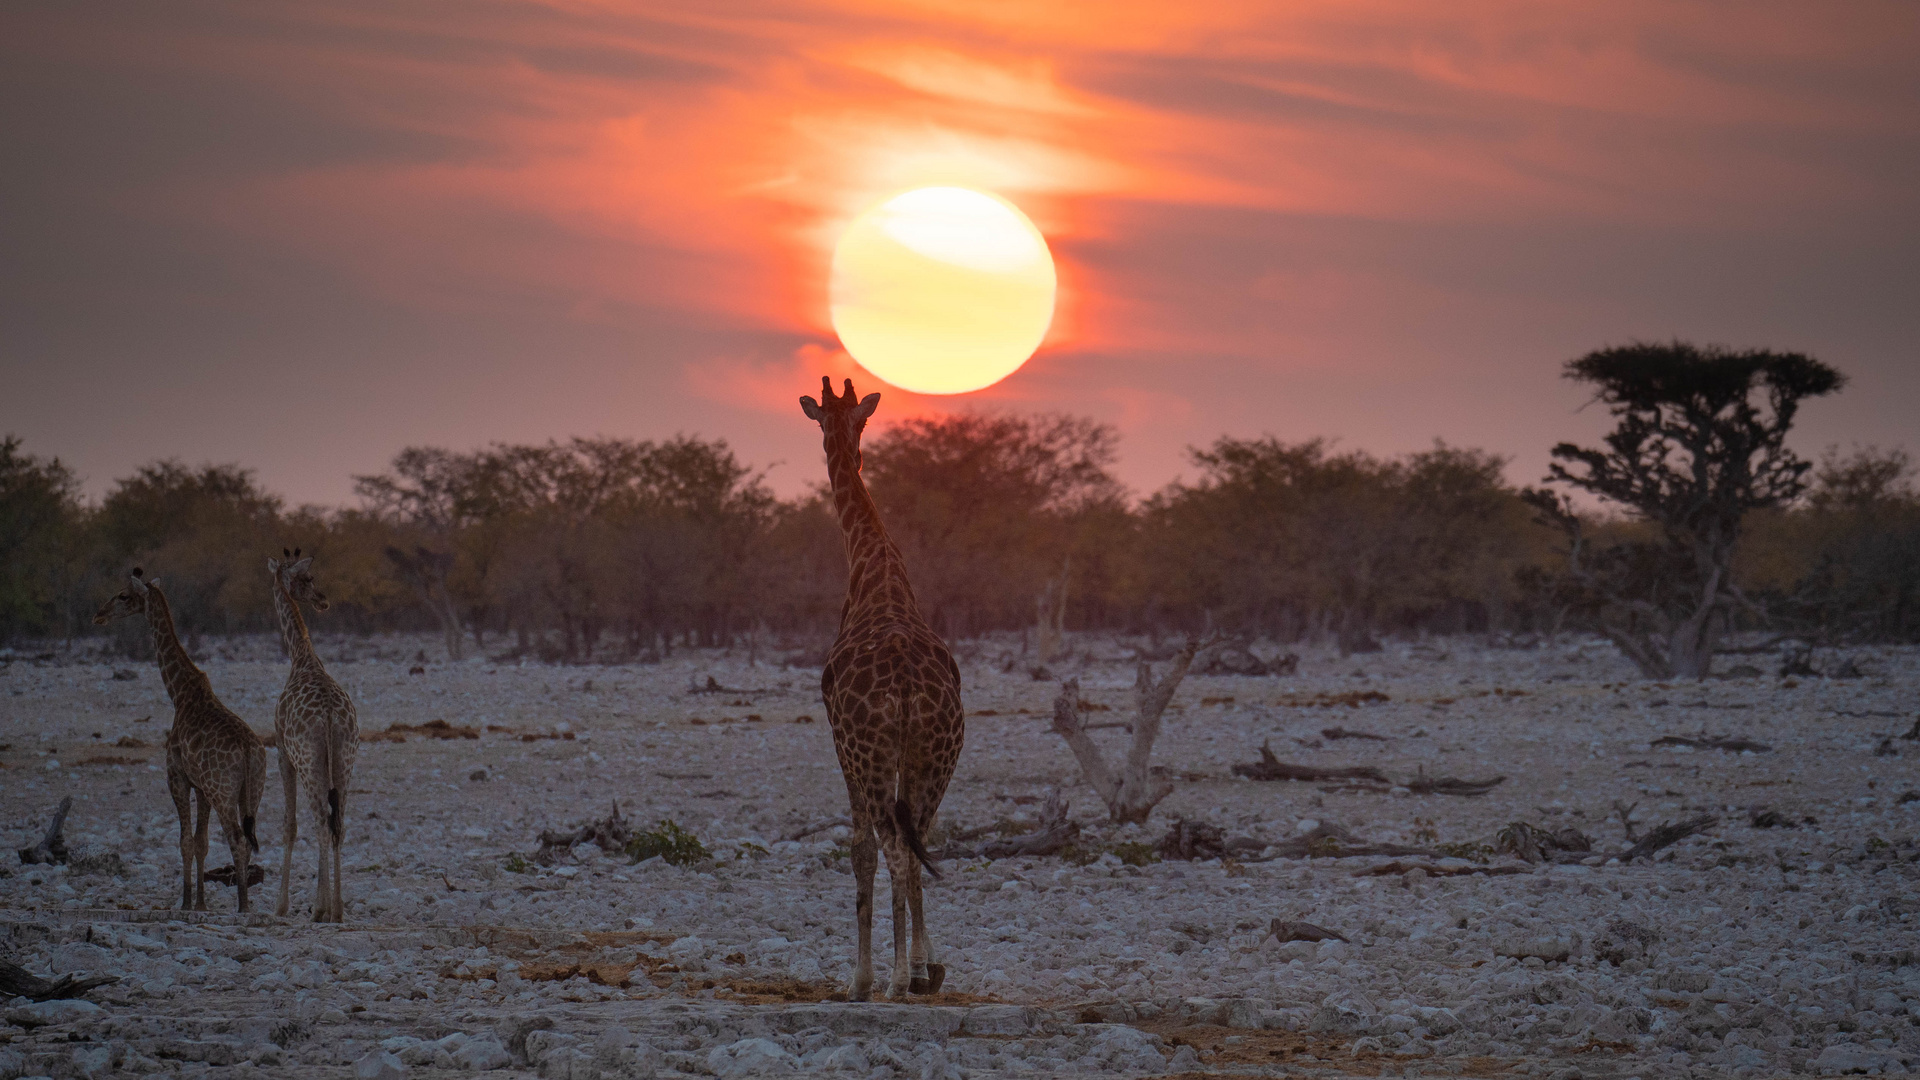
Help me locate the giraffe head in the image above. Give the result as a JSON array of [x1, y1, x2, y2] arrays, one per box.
[[94, 568, 157, 624], [268, 548, 330, 611], [800, 376, 880, 465]]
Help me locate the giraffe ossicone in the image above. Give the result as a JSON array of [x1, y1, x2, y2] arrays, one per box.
[[801, 375, 967, 1001]]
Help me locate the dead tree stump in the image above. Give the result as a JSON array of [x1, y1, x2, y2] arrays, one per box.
[[18, 796, 73, 865], [1048, 636, 1220, 824]]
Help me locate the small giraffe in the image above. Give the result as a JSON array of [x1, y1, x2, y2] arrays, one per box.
[[94, 569, 266, 912], [800, 377, 966, 1001], [268, 549, 359, 923]]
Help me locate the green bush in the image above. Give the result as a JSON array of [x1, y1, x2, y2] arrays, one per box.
[[625, 819, 710, 866]]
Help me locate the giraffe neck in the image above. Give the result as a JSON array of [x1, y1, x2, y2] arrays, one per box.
[[825, 438, 917, 621], [143, 586, 212, 709], [271, 578, 323, 673]]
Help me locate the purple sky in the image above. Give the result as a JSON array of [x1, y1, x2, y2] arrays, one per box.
[[4, 1, 1916, 505]]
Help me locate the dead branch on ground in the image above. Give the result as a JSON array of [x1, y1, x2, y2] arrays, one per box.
[[535, 801, 634, 865], [203, 864, 266, 887], [1407, 769, 1505, 796], [1620, 813, 1718, 862], [1231, 743, 1500, 796], [17, 797, 72, 865], [0, 960, 118, 1002], [1353, 860, 1530, 878], [936, 791, 1080, 859], [1496, 822, 1594, 864], [1231, 741, 1389, 784], [1651, 734, 1772, 753], [781, 817, 851, 842], [1320, 727, 1386, 741], [1267, 919, 1348, 943]]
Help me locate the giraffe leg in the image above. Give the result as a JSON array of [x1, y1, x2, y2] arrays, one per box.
[[193, 790, 211, 911], [276, 748, 297, 917], [906, 870, 938, 994], [847, 825, 877, 1002], [308, 780, 334, 922], [911, 802, 943, 994], [169, 765, 194, 910], [884, 843, 914, 1000]]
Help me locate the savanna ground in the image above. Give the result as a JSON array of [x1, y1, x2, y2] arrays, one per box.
[[3, 633, 1918, 1078]]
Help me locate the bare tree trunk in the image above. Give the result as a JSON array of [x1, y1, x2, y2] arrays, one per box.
[[385, 546, 465, 661], [1048, 636, 1218, 825], [1035, 557, 1069, 664]]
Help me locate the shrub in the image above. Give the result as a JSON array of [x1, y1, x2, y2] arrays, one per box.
[[625, 819, 710, 866]]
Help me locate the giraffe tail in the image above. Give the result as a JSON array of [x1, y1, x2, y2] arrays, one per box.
[[893, 796, 940, 880], [881, 678, 941, 879], [320, 733, 345, 845], [241, 749, 262, 853]]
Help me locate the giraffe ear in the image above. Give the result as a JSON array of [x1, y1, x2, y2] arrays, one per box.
[[800, 396, 824, 421], [853, 393, 880, 421], [127, 575, 148, 595], [268, 557, 280, 573], [291, 557, 314, 574]]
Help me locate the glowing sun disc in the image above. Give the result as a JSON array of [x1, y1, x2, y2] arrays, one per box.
[[830, 187, 1056, 395]]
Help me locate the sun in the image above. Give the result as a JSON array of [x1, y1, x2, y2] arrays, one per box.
[[830, 187, 1057, 395]]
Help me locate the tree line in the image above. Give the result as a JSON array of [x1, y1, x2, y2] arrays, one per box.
[[4, 344, 1915, 670]]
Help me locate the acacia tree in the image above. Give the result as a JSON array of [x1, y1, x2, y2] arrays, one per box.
[[1526, 342, 1845, 679]]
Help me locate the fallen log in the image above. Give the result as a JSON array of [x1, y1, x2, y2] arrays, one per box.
[[203, 864, 266, 887], [534, 801, 634, 865], [1353, 859, 1530, 878], [1267, 919, 1348, 943], [1231, 741, 1389, 783], [1619, 813, 1718, 862], [940, 792, 1079, 859], [1651, 734, 1772, 753], [1320, 727, 1386, 742], [1495, 822, 1593, 864], [1407, 773, 1505, 797], [0, 959, 117, 1002], [1157, 819, 1227, 861], [17, 797, 72, 865]]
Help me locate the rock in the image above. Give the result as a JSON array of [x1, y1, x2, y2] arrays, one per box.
[[452, 1032, 511, 1071], [1497, 937, 1571, 962], [1166, 1044, 1202, 1070], [538, 1046, 598, 1079], [818, 1043, 869, 1072], [49, 942, 114, 973], [4, 998, 102, 1028], [961, 1005, 1038, 1036], [1812, 1043, 1906, 1074], [707, 1037, 799, 1077], [1308, 990, 1377, 1035], [1412, 1007, 1462, 1035], [355, 1049, 410, 1080], [1083, 1025, 1168, 1073], [1657, 971, 1711, 993]]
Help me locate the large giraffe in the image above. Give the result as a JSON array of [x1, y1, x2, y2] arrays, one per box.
[[94, 570, 265, 912], [268, 549, 359, 922], [800, 377, 966, 1001]]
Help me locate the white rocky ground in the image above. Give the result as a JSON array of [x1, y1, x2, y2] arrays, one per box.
[[2, 633, 1917, 1079]]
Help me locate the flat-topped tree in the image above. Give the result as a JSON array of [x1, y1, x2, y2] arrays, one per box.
[[1526, 342, 1845, 679]]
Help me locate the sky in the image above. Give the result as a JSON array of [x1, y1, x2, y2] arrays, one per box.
[[4, 1, 1917, 506]]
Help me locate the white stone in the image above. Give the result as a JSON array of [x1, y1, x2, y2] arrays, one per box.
[[707, 1037, 799, 1077], [355, 1049, 410, 1080]]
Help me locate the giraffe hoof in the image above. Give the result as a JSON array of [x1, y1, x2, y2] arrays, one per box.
[[908, 963, 946, 995]]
